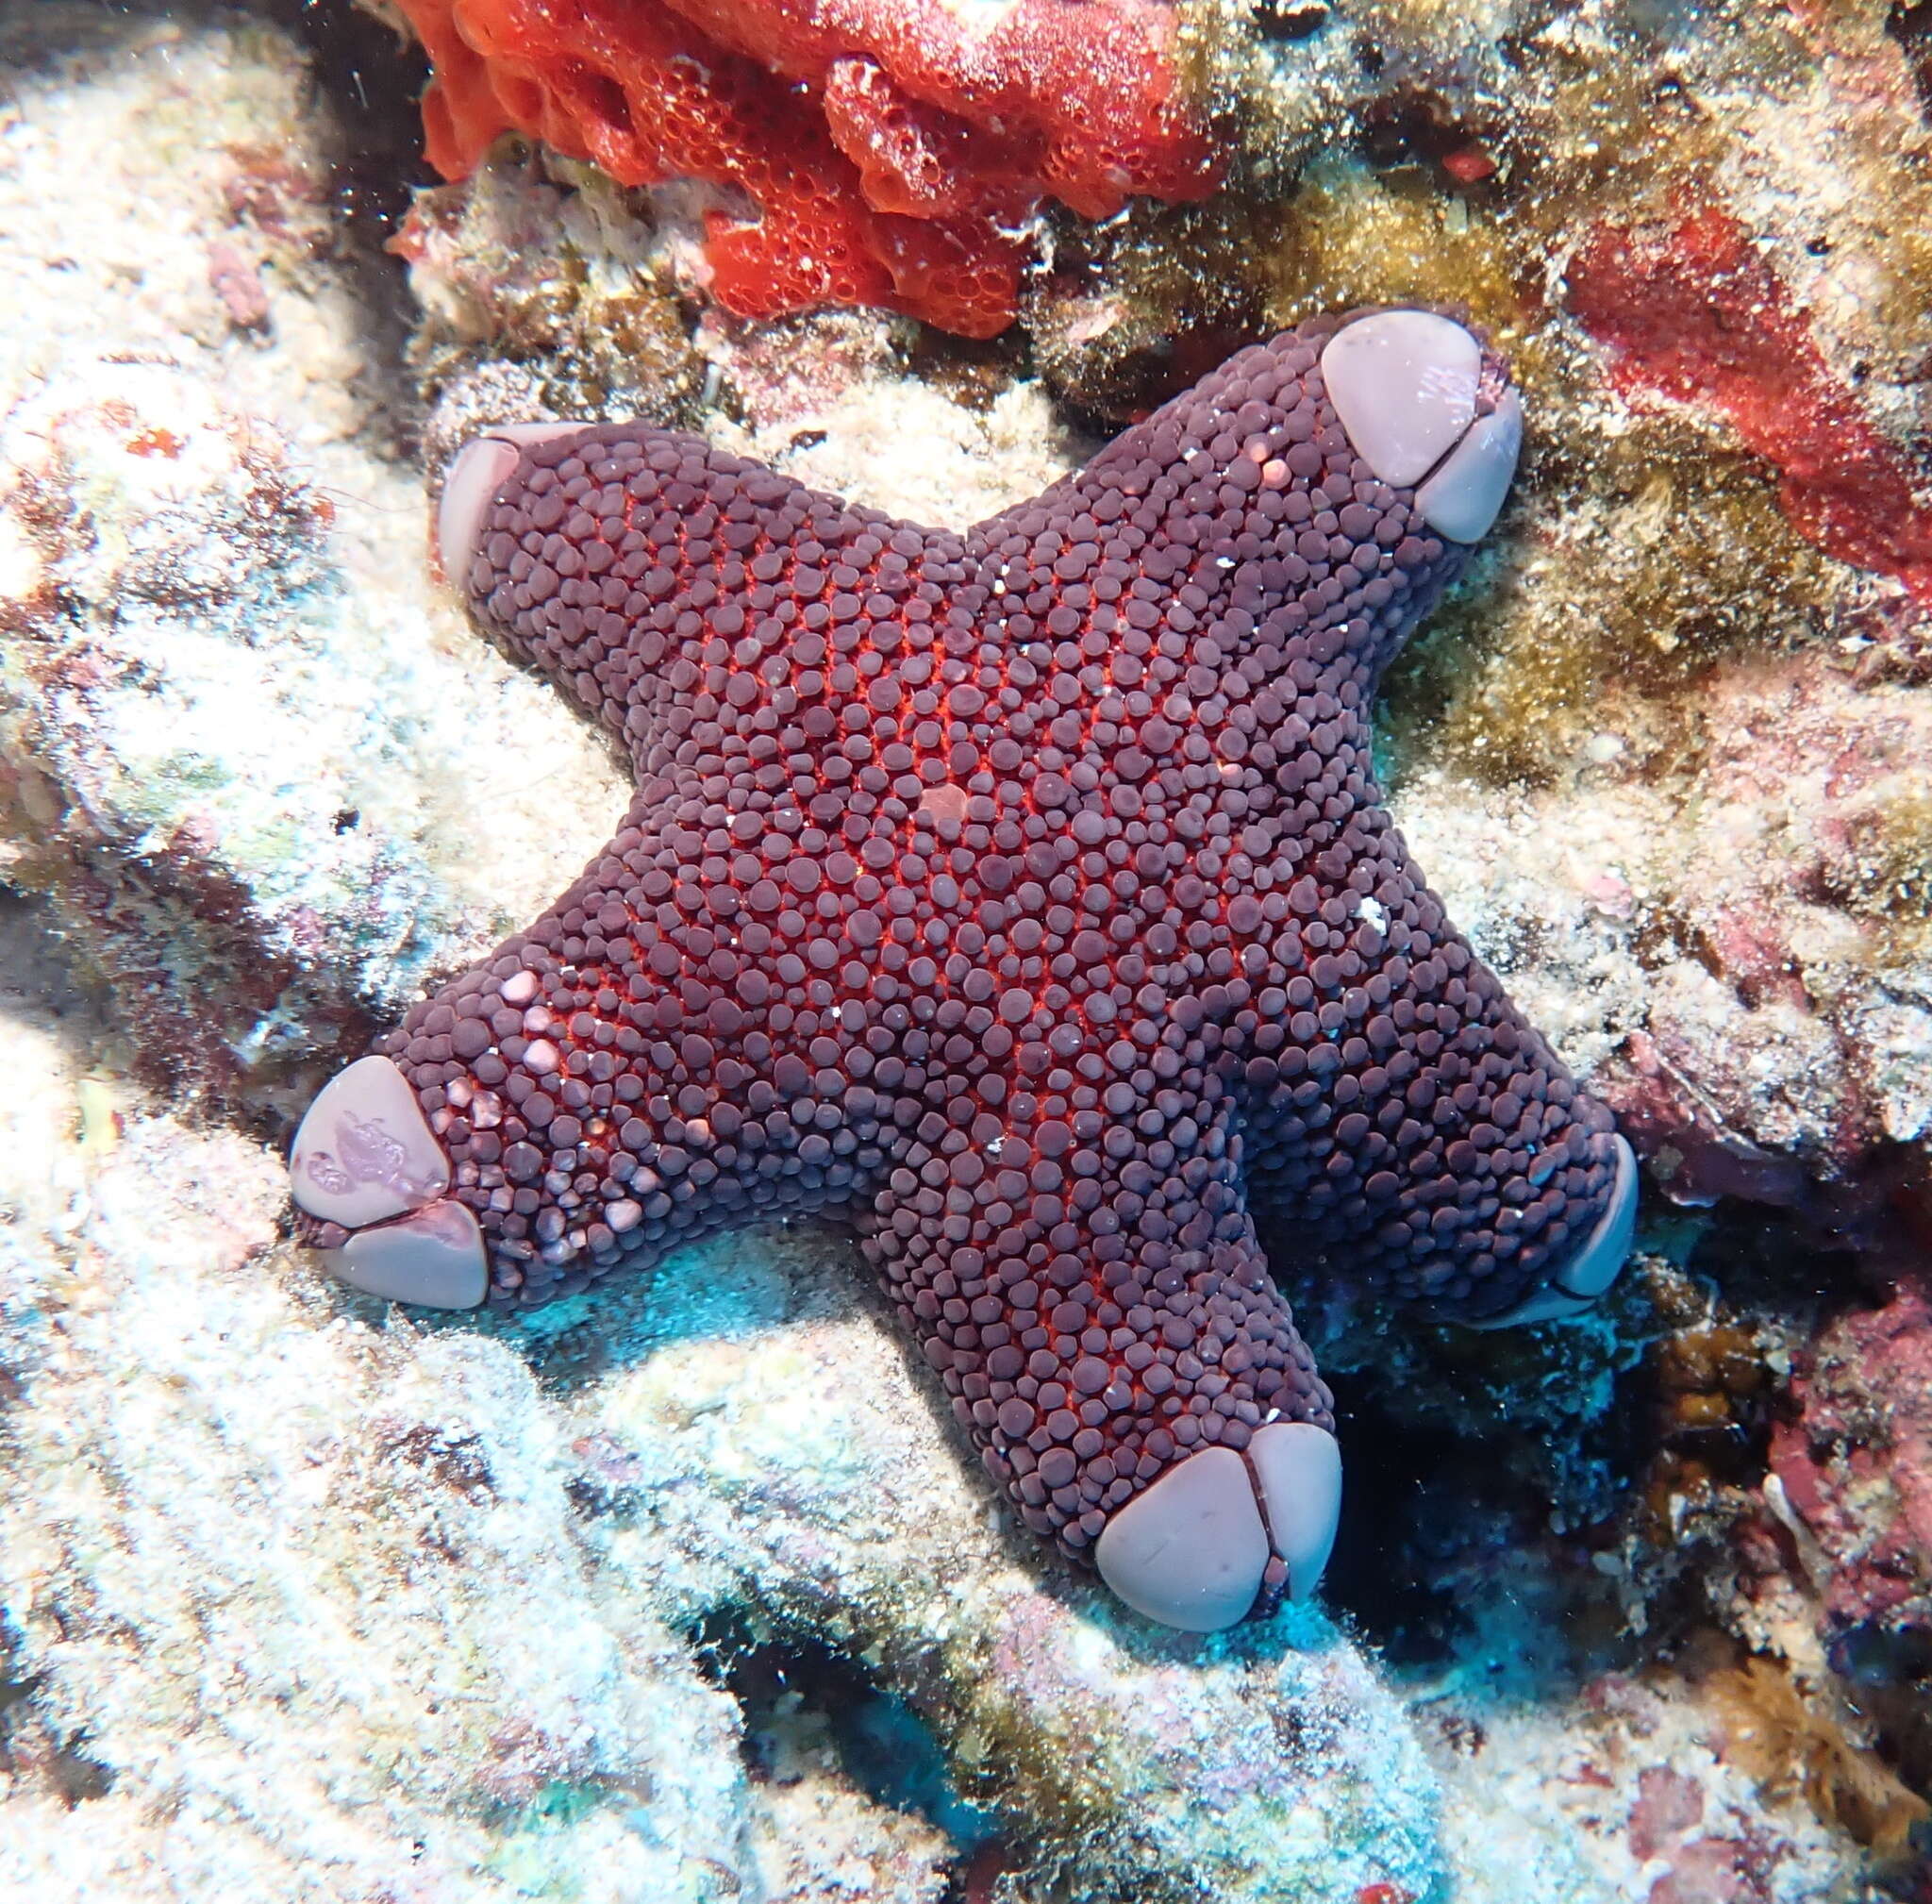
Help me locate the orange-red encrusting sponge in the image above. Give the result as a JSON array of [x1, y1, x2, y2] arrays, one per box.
[[388, 0, 1221, 337]]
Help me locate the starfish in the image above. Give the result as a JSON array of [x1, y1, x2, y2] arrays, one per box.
[[289, 309, 1638, 1631]]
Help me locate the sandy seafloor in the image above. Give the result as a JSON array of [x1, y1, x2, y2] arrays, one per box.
[[0, 3, 1928, 1901]]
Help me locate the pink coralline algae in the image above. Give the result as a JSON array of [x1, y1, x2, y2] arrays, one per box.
[[1567, 203, 1932, 606], [287, 311, 1641, 1631], [1768, 1274, 1932, 1657], [387, 0, 1219, 338], [1583, 648, 1932, 1244]]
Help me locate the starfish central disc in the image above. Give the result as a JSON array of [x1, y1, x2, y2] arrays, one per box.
[[290, 310, 1636, 1629]]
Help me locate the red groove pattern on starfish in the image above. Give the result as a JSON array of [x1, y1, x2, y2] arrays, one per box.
[[297, 314, 1626, 1587], [387, 0, 1219, 338]]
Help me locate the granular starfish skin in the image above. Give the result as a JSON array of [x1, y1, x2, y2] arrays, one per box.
[[293, 312, 1625, 1596]]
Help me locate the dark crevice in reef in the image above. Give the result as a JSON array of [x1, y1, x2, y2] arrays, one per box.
[[0, 1647, 116, 1810], [1606, 1202, 1932, 1841], [1679, 1194, 1925, 1367], [1308, 1209, 1836, 1679], [1251, 0, 1330, 44], [1887, 1, 1932, 118], [1356, 82, 1508, 191], [254, 0, 436, 458], [257, 0, 433, 234], [1316, 1374, 1477, 1667], [686, 1609, 1002, 1868], [1669, 1209, 1932, 1796], [1681, 1200, 1857, 1321], [0, 890, 130, 1105], [1317, 1181, 1932, 1685], [1320, 1357, 1651, 1677]]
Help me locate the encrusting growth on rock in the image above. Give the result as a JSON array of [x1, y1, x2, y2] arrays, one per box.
[[290, 309, 1638, 1630], [384, 0, 1218, 336]]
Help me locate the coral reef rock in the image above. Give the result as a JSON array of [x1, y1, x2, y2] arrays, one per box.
[[1, 0, 1929, 1900], [0, 1027, 1449, 1901], [0, 3, 625, 1105]]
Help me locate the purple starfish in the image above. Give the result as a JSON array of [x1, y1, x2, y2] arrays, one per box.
[[289, 309, 1638, 1631]]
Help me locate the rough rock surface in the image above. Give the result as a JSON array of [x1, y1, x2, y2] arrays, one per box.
[[0, 2, 625, 1109], [1771, 1277, 1932, 1653], [0, 1111, 760, 1901]]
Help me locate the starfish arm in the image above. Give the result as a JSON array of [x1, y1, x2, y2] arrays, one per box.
[[1229, 788, 1628, 1322], [1245, 920, 1626, 1320], [458, 424, 949, 769], [373, 784, 901, 1302], [858, 1029, 1332, 1564]]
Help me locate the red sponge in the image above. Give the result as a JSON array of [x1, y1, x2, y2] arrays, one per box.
[[391, 0, 1219, 338]]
